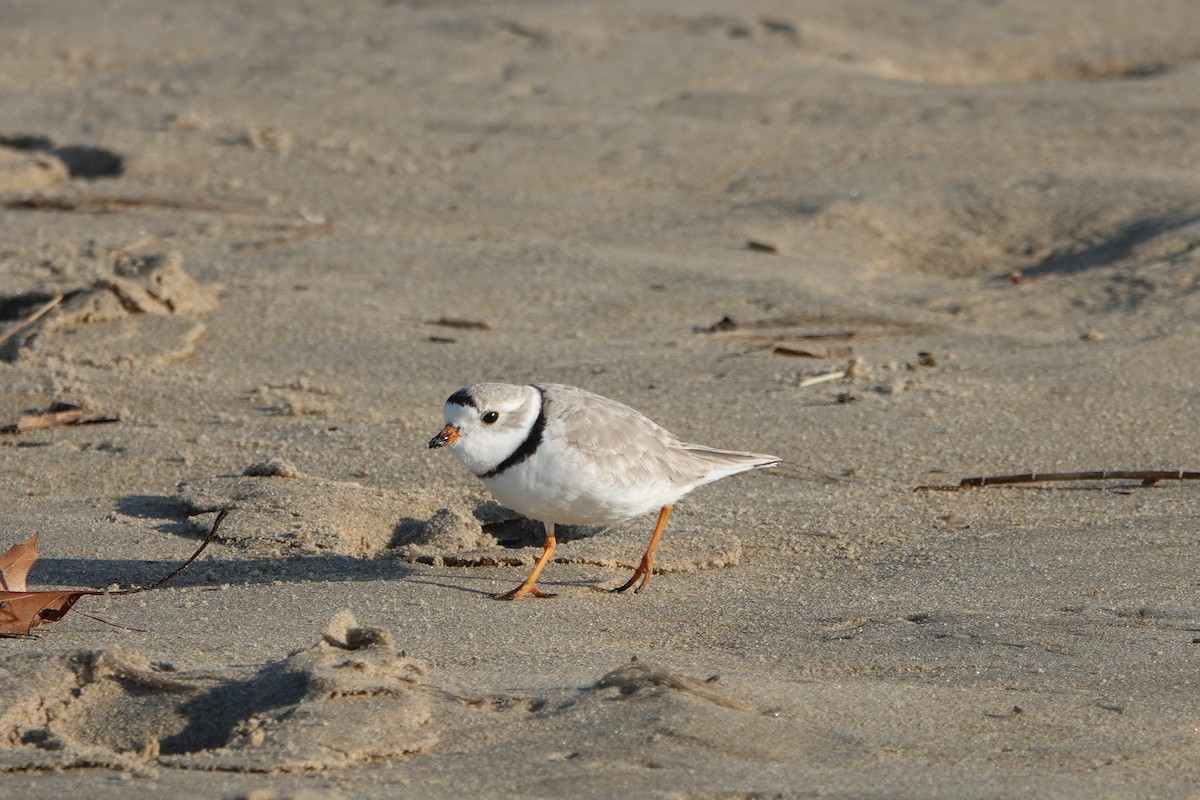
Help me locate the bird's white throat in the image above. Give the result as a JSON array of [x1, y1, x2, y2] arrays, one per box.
[[443, 397, 539, 478]]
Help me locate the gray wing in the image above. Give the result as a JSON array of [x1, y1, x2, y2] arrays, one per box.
[[539, 384, 707, 488], [539, 384, 778, 491]]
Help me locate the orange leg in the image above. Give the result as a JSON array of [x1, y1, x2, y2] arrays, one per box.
[[495, 523, 558, 599], [612, 505, 672, 594]]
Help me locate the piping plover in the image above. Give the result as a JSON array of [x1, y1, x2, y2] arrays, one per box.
[[428, 383, 779, 599]]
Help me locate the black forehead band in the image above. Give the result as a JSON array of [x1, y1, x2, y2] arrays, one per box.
[[446, 388, 478, 408]]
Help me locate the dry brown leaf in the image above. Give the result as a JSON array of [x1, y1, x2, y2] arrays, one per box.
[[0, 509, 228, 636], [0, 532, 39, 591], [0, 588, 94, 635]]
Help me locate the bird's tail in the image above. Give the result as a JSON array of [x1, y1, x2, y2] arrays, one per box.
[[683, 445, 781, 482]]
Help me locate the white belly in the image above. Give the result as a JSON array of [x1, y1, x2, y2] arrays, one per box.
[[481, 453, 682, 525]]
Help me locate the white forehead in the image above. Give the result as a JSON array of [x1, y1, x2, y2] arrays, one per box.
[[443, 383, 531, 421]]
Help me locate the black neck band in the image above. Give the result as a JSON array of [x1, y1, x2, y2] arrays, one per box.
[[480, 386, 546, 479]]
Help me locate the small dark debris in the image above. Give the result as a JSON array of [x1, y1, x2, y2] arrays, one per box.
[[430, 317, 490, 331], [917, 352, 937, 367], [746, 239, 778, 254], [427, 336, 456, 344], [759, 18, 799, 40], [835, 392, 858, 404], [705, 674, 721, 684], [774, 345, 854, 359], [905, 613, 934, 624], [703, 315, 738, 333]]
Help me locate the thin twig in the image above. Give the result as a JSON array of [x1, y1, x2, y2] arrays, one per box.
[[916, 470, 1200, 491], [73, 612, 147, 633], [109, 509, 229, 594]]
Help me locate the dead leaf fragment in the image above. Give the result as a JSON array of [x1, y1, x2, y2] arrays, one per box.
[[0, 589, 93, 636], [0, 533, 101, 634], [0, 509, 228, 635], [0, 532, 39, 591]]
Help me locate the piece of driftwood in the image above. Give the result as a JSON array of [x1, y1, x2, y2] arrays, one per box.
[[1, 403, 120, 434], [916, 470, 1200, 491]]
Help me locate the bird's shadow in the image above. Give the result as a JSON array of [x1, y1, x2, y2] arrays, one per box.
[[25, 494, 646, 596], [29, 553, 417, 591], [24, 494, 419, 590], [31, 494, 614, 595]]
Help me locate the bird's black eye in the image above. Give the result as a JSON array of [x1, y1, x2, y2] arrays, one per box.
[[481, 411, 500, 424]]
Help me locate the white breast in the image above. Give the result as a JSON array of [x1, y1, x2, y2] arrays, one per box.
[[480, 437, 688, 525]]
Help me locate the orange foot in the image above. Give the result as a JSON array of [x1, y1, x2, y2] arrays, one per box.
[[495, 584, 557, 600], [611, 561, 651, 594], [495, 524, 558, 600], [611, 504, 672, 595]]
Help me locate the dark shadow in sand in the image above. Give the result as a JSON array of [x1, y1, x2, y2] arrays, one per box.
[[1017, 210, 1200, 279]]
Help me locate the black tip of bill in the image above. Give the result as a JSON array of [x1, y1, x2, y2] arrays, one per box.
[[429, 424, 458, 449]]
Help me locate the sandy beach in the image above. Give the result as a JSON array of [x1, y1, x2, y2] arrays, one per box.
[[2, 1, 1199, 797]]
